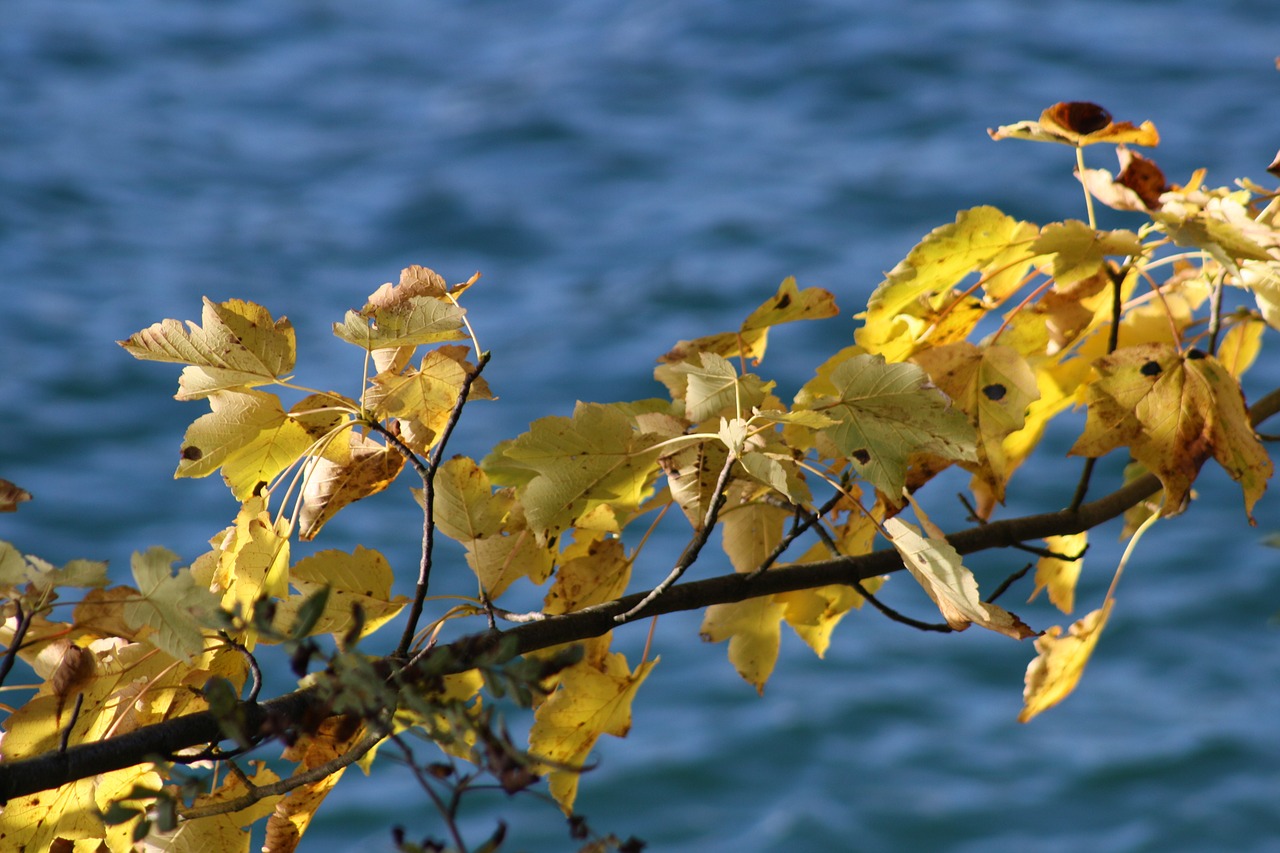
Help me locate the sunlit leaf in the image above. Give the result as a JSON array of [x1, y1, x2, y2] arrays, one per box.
[[274, 546, 408, 641], [989, 102, 1159, 147], [119, 297, 296, 400], [1029, 532, 1088, 615], [1029, 221, 1142, 288], [1069, 343, 1272, 519], [700, 595, 787, 694], [797, 353, 977, 502], [123, 547, 220, 662], [298, 430, 406, 540], [1019, 600, 1114, 722]]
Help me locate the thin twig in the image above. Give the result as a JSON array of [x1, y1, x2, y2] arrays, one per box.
[[745, 490, 845, 580], [0, 602, 32, 691], [58, 693, 85, 754], [388, 733, 469, 853], [396, 351, 492, 659], [615, 452, 737, 622], [984, 564, 1033, 604]]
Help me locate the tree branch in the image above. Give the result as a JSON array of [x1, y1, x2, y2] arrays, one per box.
[[3, 384, 1278, 804]]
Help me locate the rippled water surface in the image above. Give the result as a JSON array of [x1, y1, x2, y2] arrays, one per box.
[[3, 1, 1280, 850]]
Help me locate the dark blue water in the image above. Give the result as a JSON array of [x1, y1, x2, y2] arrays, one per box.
[[4, 2, 1280, 850]]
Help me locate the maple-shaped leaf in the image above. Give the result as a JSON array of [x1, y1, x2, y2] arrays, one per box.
[[364, 345, 493, 452], [430, 456, 555, 597], [1030, 533, 1087, 615], [1020, 600, 1114, 722], [1069, 343, 1272, 519], [911, 343, 1040, 503], [660, 276, 838, 365], [298, 430, 406, 540], [0, 541, 108, 592], [989, 102, 1159, 147], [1029, 221, 1142, 288], [120, 297, 296, 401], [122, 547, 220, 662], [856, 206, 1036, 360], [528, 651, 658, 813], [488, 402, 676, 541], [176, 389, 316, 499], [700, 595, 788, 693], [1216, 315, 1266, 377], [885, 501, 1036, 640], [796, 354, 977, 502], [1154, 192, 1277, 266], [333, 296, 466, 350], [210, 497, 291, 649], [655, 351, 774, 423], [274, 546, 408, 642]]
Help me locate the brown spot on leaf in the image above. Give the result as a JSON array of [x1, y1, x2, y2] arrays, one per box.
[[1140, 360, 1162, 377], [774, 293, 792, 309], [1186, 348, 1206, 360], [181, 445, 203, 461], [982, 383, 1007, 402], [1048, 101, 1112, 135], [851, 448, 871, 465]]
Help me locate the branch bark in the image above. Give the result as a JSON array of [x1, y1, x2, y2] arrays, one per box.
[[3, 386, 1277, 804]]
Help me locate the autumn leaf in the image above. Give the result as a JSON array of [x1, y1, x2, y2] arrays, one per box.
[[0, 541, 107, 593], [157, 762, 283, 852], [659, 437, 733, 529], [528, 652, 658, 813], [298, 429, 406, 540], [120, 297, 296, 400], [123, 546, 221, 662], [1069, 343, 1272, 519], [176, 388, 316, 499], [777, 584, 867, 658], [885, 499, 1036, 640], [0, 478, 31, 512], [266, 719, 369, 852], [274, 546, 408, 641], [364, 345, 492, 452], [1020, 600, 1114, 722], [856, 206, 1036, 360], [430, 456, 555, 597], [1029, 532, 1088, 615], [487, 402, 676, 540], [1029, 221, 1142, 288], [700, 595, 788, 693], [660, 276, 838, 365], [655, 351, 773, 423], [209, 497, 291, 648], [1077, 146, 1169, 211], [333, 294, 466, 350], [989, 102, 1159, 147], [796, 353, 977, 502], [719, 484, 788, 574], [911, 342, 1040, 503]]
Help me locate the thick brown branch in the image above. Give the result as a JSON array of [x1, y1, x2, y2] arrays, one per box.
[[3, 384, 1278, 804]]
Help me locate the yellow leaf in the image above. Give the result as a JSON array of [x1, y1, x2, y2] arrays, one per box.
[[275, 546, 408, 641], [989, 102, 1159, 147], [796, 353, 977, 502], [1029, 221, 1143, 288], [660, 276, 838, 365], [1019, 600, 1114, 722], [658, 438, 732, 529], [777, 583, 866, 658], [156, 762, 283, 852], [1030, 533, 1088, 614], [124, 547, 220, 662], [364, 345, 492, 453], [655, 352, 773, 423], [333, 296, 466, 350], [266, 719, 369, 852], [1216, 315, 1266, 377], [1069, 343, 1272, 519], [489, 402, 674, 540], [211, 497, 290, 649], [544, 536, 632, 664], [856, 206, 1033, 359], [700, 595, 788, 693], [176, 389, 315, 499], [911, 343, 1040, 503], [119, 297, 296, 400], [886, 498, 1036, 640], [528, 652, 658, 813], [298, 430, 405, 540], [719, 486, 787, 575]]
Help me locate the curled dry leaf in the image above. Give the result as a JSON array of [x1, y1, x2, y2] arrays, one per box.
[[989, 101, 1159, 148], [0, 479, 32, 512]]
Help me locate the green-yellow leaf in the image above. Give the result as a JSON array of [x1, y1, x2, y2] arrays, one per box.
[[119, 297, 296, 401], [797, 354, 977, 502], [123, 547, 220, 662], [1029, 220, 1142, 288], [700, 595, 788, 694]]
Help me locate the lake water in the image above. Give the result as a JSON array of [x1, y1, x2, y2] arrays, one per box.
[[3, 1, 1280, 850]]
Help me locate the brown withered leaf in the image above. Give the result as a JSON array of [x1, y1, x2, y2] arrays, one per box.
[[0, 479, 32, 512], [1268, 148, 1280, 179], [990, 101, 1159, 148]]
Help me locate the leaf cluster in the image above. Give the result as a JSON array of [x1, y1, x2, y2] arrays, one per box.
[[3, 102, 1280, 851]]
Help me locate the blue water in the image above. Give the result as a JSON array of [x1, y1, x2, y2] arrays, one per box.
[[4, 1, 1280, 850]]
